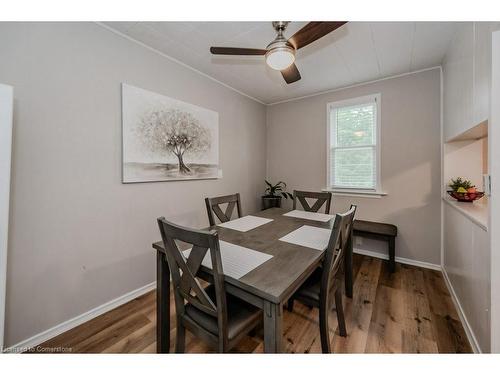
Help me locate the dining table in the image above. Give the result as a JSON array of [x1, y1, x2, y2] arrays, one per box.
[[152, 207, 353, 353]]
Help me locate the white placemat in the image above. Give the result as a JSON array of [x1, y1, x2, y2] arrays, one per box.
[[279, 225, 332, 251], [283, 210, 334, 222], [183, 240, 273, 279], [217, 215, 273, 232]]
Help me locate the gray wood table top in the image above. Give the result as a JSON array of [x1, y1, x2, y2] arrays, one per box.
[[153, 207, 335, 304]]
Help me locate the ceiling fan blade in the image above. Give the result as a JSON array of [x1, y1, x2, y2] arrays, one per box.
[[281, 63, 301, 84], [210, 47, 267, 56], [288, 22, 347, 50]]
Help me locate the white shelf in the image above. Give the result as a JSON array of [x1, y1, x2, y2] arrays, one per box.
[[446, 120, 488, 143], [443, 196, 488, 231]]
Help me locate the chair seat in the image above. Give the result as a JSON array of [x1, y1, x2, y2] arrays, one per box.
[[295, 268, 323, 302], [294, 265, 342, 304], [184, 285, 261, 341]]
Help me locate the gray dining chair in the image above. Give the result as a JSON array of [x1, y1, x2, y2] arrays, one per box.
[[293, 190, 332, 214], [287, 205, 356, 353], [157, 217, 261, 353], [205, 193, 242, 226]]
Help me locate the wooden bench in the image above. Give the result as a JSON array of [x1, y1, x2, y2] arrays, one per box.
[[353, 220, 398, 273]]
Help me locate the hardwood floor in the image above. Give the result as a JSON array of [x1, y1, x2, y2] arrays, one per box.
[[38, 254, 472, 353]]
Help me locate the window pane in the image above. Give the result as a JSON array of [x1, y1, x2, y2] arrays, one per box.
[[334, 104, 375, 147], [332, 147, 375, 189]]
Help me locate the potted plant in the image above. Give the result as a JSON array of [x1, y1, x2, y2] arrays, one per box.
[[262, 180, 293, 210]]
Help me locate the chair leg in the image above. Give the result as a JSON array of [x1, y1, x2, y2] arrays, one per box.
[[319, 301, 331, 353], [217, 342, 226, 353], [175, 321, 186, 353], [287, 298, 294, 312], [335, 289, 347, 337]]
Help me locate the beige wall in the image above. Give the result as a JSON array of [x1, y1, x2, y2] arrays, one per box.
[[266, 68, 442, 264], [444, 139, 485, 190], [0, 22, 267, 346]]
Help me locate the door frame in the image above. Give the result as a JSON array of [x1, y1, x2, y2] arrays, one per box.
[[0, 83, 13, 349], [490, 31, 500, 353]]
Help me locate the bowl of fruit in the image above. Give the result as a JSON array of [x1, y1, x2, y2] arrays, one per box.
[[447, 177, 484, 203]]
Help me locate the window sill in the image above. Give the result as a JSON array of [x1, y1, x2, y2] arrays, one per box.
[[322, 188, 387, 199]]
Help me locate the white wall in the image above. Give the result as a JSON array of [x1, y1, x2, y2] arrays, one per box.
[[0, 22, 267, 347], [443, 22, 500, 141], [443, 204, 490, 352], [490, 30, 500, 353], [266, 69, 442, 265], [0, 84, 14, 348], [442, 22, 500, 353], [443, 23, 474, 141]]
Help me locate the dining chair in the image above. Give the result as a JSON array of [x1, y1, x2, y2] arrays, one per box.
[[157, 217, 261, 353], [205, 193, 242, 226], [287, 205, 357, 353], [292, 190, 332, 214]]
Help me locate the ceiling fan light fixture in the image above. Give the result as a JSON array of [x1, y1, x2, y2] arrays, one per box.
[[265, 46, 295, 71], [210, 21, 348, 84]]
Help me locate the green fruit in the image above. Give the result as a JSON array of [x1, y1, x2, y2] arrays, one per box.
[[457, 187, 467, 193]]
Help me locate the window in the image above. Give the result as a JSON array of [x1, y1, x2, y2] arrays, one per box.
[[327, 94, 381, 194]]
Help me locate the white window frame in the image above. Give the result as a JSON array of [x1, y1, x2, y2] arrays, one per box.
[[325, 93, 385, 198]]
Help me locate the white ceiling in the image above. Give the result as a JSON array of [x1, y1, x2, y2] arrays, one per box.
[[103, 22, 456, 104]]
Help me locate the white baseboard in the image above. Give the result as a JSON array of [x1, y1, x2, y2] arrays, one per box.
[[441, 268, 481, 353], [4, 281, 156, 353], [353, 247, 442, 271]]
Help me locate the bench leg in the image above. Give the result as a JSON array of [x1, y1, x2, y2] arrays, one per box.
[[388, 237, 395, 273]]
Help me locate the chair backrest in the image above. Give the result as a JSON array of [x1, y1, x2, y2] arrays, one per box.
[[157, 217, 228, 340], [205, 193, 242, 226], [321, 205, 357, 305], [293, 190, 332, 214]]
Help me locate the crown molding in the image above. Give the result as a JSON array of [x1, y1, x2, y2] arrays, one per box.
[[267, 66, 441, 106], [96, 22, 266, 105], [97, 22, 442, 107]]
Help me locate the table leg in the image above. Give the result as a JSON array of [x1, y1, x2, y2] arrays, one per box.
[[156, 250, 170, 353], [263, 301, 283, 353], [344, 230, 353, 298]]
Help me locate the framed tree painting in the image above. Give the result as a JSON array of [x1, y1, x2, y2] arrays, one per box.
[[122, 84, 219, 183]]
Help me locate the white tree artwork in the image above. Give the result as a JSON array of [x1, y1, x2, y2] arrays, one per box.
[[122, 84, 219, 183]]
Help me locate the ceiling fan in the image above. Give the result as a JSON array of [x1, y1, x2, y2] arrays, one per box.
[[210, 21, 347, 84]]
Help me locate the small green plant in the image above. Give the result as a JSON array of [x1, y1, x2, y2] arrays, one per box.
[[448, 177, 475, 192], [264, 180, 293, 199]]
